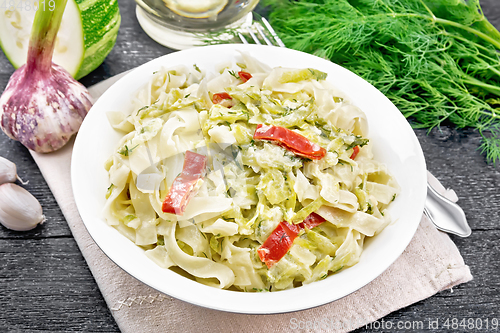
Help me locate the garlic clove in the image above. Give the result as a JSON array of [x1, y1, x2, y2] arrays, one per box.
[[0, 156, 28, 185], [0, 183, 45, 231], [0, 156, 17, 184]]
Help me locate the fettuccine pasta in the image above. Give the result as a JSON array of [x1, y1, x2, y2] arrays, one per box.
[[103, 53, 400, 291]]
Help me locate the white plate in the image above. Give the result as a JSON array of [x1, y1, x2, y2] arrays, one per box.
[[71, 44, 427, 314]]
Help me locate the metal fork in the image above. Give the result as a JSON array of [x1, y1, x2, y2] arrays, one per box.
[[238, 17, 286, 48]]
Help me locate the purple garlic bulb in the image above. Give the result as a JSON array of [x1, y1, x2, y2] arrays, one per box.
[[0, 0, 92, 153]]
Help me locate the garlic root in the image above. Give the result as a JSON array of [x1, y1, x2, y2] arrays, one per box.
[[0, 156, 28, 185]]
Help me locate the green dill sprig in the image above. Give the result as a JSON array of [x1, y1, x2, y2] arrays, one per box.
[[118, 144, 139, 156], [228, 70, 241, 80], [479, 124, 500, 164]]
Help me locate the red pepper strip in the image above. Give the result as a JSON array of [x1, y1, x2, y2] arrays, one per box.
[[257, 222, 300, 269], [350, 145, 360, 160], [212, 92, 232, 105], [162, 151, 207, 215], [258, 213, 326, 268], [238, 71, 252, 83], [299, 212, 326, 230], [253, 124, 326, 160]]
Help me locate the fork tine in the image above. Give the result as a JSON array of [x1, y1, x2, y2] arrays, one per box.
[[260, 17, 286, 48], [238, 32, 249, 44], [255, 23, 274, 46], [246, 26, 262, 45]]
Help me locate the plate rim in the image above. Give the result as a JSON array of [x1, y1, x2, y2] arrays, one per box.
[[71, 44, 427, 314]]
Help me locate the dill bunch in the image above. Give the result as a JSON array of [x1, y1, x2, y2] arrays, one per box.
[[259, 0, 500, 163]]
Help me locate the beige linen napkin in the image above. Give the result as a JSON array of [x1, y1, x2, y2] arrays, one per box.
[[29, 75, 472, 333]]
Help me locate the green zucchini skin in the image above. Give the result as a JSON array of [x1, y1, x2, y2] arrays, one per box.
[[74, 0, 121, 79]]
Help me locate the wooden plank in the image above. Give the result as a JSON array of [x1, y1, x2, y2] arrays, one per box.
[[0, 238, 119, 332]]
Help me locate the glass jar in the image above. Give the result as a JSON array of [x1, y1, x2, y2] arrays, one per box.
[[135, 0, 260, 49]]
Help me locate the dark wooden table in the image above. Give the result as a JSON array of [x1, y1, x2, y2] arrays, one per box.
[[1, 1, 499, 332]]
